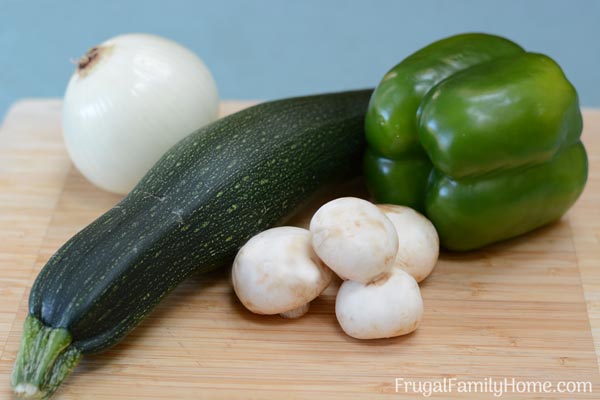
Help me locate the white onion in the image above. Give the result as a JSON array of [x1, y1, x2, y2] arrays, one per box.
[[62, 33, 219, 194]]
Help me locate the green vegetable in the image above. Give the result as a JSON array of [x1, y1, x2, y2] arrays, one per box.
[[11, 89, 371, 399], [364, 33, 587, 250]]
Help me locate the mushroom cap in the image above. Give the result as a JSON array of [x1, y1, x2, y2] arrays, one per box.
[[378, 204, 439, 283], [335, 268, 423, 339], [310, 197, 398, 284], [232, 227, 332, 315]]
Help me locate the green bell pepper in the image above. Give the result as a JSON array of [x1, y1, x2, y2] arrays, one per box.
[[364, 33, 588, 251]]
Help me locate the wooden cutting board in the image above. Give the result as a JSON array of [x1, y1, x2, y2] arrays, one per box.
[[0, 100, 599, 399]]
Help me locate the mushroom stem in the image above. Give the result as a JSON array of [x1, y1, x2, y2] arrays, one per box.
[[279, 303, 310, 319]]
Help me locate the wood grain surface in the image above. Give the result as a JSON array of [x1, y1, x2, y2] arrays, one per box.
[[0, 100, 599, 399]]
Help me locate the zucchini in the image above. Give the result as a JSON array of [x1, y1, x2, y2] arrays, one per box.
[[11, 90, 372, 399]]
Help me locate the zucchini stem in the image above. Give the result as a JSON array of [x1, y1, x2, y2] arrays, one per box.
[[11, 315, 81, 399]]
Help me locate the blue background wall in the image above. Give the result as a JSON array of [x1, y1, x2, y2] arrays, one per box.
[[1, 0, 599, 119]]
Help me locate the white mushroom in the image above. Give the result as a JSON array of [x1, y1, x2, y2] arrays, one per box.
[[309, 197, 398, 284], [335, 268, 423, 339], [377, 204, 439, 282], [232, 227, 332, 318]]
